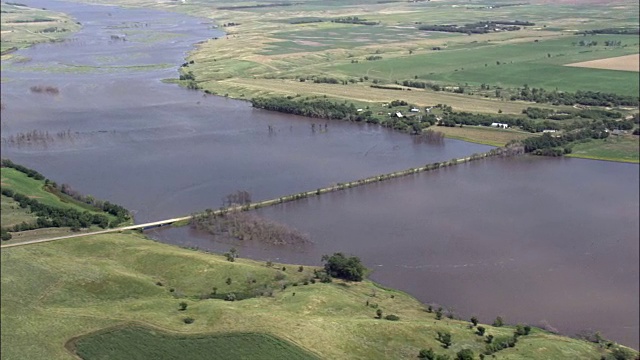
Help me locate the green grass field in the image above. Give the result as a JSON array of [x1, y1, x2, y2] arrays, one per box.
[[71, 327, 318, 360], [2, 232, 630, 360], [568, 135, 639, 163]]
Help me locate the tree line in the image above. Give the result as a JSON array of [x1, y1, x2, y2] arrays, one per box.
[[1, 159, 131, 226], [418, 20, 533, 34], [1, 188, 112, 234], [331, 16, 378, 25], [510, 86, 638, 107], [579, 28, 639, 35]]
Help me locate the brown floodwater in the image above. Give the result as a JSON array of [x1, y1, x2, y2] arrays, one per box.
[[152, 157, 639, 348], [1, 0, 638, 350]]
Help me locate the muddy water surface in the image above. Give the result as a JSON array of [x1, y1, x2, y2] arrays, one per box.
[[1, 0, 638, 349]]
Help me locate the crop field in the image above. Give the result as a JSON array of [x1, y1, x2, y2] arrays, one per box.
[[1, 232, 624, 360], [566, 53, 640, 72], [426, 125, 540, 147], [331, 35, 640, 95], [211, 78, 568, 115], [568, 135, 640, 163], [71, 327, 318, 360]]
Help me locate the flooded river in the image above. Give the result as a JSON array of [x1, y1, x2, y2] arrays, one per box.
[[1, 0, 638, 349]]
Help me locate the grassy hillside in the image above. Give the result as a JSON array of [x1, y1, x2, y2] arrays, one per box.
[[1, 165, 132, 240], [1, 233, 634, 360]]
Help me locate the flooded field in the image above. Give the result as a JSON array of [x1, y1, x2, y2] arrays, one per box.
[[1, 0, 638, 349]]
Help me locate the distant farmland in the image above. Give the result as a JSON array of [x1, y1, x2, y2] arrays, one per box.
[[566, 53, 640, 72]]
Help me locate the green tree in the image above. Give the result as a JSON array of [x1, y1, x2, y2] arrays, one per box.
[[178, 302, 188, 311], [376, 309, 383, 319], [321, 253, 366, 281]]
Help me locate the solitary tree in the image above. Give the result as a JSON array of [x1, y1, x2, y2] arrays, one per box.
[[178, 302, 188, 311]]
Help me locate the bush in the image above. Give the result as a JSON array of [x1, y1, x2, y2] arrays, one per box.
[[178, 302, 188, 311], [476, 326, 486, 336], [436, 331, 452, 348], [418, 348, 436, 359], [376, 309, 383, 319], [385, 314, 400, 321], [493, 316, 504, 327], [225, 293, 237, 301], [456, 349, 474, 360], [470, 316, 479, 327], [183, 317, 194, 324]]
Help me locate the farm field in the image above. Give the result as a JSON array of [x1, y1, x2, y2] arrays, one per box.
[[71, 327, 318, 360], [568, 135, 640, 163], [566, 53, 640, 72], [1, 232, 631, 360], [426, 125, 539, 147], [0, 2, 80, 57]]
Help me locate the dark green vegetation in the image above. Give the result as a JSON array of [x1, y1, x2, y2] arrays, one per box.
[[71, 327, 318, 360], [418, 20, 535, 34], [321, 253, 367, 282], [0, 160, 132, 239]]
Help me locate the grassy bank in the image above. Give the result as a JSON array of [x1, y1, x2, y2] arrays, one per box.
[[1, 232, 632, 360]]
